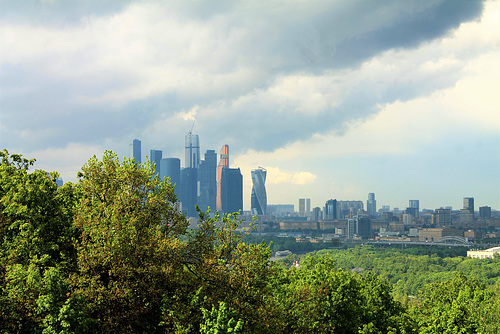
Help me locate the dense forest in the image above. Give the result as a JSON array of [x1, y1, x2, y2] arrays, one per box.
[[1, 149, 499, 333]]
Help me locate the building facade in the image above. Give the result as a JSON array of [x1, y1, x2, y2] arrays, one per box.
[[216, 145, 229, 212], [220, 168, 243, 214], [185, 132, 200, 169], [463, 197, 474, 215], [324, 199, 337, 221], [198, 150, 217, 213], [367, 193, 376, 216], [160, 158, 181, 194], [130, 139, 141, 166], [149, 149, 162, 177], [251, 167, 267, 215]]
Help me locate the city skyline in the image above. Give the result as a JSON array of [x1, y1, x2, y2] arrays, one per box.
[[1, 1, 499, 211]]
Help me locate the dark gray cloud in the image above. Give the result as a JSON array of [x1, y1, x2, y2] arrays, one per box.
[[0, 0, 487, 155]]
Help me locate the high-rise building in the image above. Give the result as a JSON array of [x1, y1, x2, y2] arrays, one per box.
[[479, 206, 492, 219], [433, 209, 451, 225], [251, 167, 267, 215], [347, 216, 372, 239], [306, 198, 311, 217], [324, 199, 337, 221], [185, 132, 200, 169], [150, 149, 162, 177], [198, 150, 217, 213], [409, 200, 419, 218], [180, 167, 198, 217], [130, 139, 141, 166], [463, 197, 474, 215], [367, 193, 376, 217], [160, 158, 181, 196], [312, 207, 322, 221], [337, 201, 364, 219], [216, 145, 229, 212], [220, 167, 243, 214], [299, 199, 306, 217]]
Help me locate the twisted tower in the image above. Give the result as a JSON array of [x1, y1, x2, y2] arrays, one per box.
[[251, 167, 267, 215]]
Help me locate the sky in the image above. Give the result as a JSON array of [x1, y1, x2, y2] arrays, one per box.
[[1, 0, 499, 211]]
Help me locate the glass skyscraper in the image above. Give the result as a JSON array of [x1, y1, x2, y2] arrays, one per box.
[[220, 167, 243, 214], [130, 139, 141, 166], [150, 149, 162, 177], [198, 150, 217, 213], [251, 167, 267, 215], [160, 158, 181, 196], [367, 193, 376, 216], [185, 132, 200, 169], [216, 145, 229, 212]]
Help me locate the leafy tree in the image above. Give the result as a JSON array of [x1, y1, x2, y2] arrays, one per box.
[[0, 149, 80, 333], [411, 272, 497, 333], [71, 151, 188, 332], [270, 255, 412, 333]]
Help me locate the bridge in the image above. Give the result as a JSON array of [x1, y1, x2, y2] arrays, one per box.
[[368, 240, 474, 247]]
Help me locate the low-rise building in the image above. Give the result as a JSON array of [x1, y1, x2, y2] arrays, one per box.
[[467, 247, 500, 259]]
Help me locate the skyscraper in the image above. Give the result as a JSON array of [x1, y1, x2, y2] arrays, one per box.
[[324, 199, 337, 220], [306, 198, 311, 217], [150, 149, 162, 177], [220, 167, 243, 214], [251, 167, 267, 215], [299, 199, 306, 217], [367, 193, 376, 216], [198, 150, 217, 213], [463, 197, 474, 215], [180, 167, 198, 217], [185, 132, 200, 169], [130, 139, 141, 166], [160, 158, 181, 196], [348, 216, 372, 239], [407, 199, 419, 218], [479, 206, 492, 219], [216, 145, 229, 212]]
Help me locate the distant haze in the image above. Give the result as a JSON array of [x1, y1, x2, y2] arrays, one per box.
[[1, 0, 499, 210]]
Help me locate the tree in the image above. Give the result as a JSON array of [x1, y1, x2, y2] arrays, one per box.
[[72, 151, 187, 332], [411, 272, 497, 333], [0, 149, 80, 333]]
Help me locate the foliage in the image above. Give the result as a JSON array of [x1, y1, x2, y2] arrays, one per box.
[[410, 273, 499, 333], [0, 149, 80, 333], [1, 149, 499, 333], [270, 255, 413, 333]]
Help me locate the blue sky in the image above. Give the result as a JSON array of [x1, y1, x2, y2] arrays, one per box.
[[1, 0, 499, 211]]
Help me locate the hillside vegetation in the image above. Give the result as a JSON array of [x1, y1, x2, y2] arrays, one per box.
[[1, 149, 499, 333]]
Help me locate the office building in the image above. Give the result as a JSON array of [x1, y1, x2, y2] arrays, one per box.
[[433, 209, 451, 225], [324, 199, 337, 221], [338, 201, 364, 219], [312, 207, 322, 221], [150, 149, 162, 177], [367, 193, 376, 216], [463, 197, 474, 215], [180, 167, 198, 217], [251, 167, 267, 215], [185, 132, 200, 169], [216, 145, 229, 212], [160, 158, 181, 196], [306, 199, 311, 217], [220, 167, 243, 214], [299, 199, 306, 217], [130, 139, 141, 166], [479, 206, 492, 219], [348, 216, 372, 239], [409, 200, 419, 217], [198, 150, 217, 213]]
